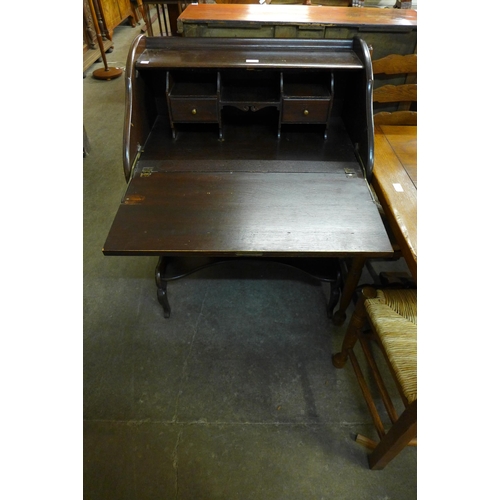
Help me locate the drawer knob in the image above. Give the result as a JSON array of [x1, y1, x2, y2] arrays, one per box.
[[303, 109, 309, 116], [191, 108, 197, 115]]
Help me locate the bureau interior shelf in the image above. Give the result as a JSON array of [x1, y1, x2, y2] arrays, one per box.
[[139, 113, 360, 165], [281, 71, 333, 99], [281, 70, 334, 139], [166, 68, 336, 140], [166, 70, 221, 139], [220, 70, 281, 107], [168, 70, 219, 97]]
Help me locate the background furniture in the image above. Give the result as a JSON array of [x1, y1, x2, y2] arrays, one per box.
[[214, 0, 272, 4], [371, 125, 417, 280], [87, 0, 124, 80], [333, 286, 417, 469], [84, 0, 114, 74], [94, 0, 138, 40], [177, 5, 417, 62], [372, 53, 417, 123], [365, 52, 416, 286], [84, 0, 138, 73], [395, 0, 412, 7], [370, 52, 416, 280], [140, 0, 189, 36], [102, 35, 393, 319]]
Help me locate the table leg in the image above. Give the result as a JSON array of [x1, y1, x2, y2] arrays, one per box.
[[155, 257, 171, 318], [332, 256, 365, 326], [167, 2, 181, 35]]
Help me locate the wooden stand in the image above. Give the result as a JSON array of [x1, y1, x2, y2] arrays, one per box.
[[88, 0, 123, 80]]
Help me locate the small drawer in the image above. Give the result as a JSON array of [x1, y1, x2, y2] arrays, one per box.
[[169, 98, 218, 122], [281, 99, 330, 123]]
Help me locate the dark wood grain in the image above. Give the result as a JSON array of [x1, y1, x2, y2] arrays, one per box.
[[106, 36, 394, 320], [139, 113, 363, 164], [103, 171, 392, 257], [136, 37, 364, 70]]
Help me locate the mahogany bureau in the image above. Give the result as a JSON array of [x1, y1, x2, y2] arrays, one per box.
[[102, 35, 393, 321]]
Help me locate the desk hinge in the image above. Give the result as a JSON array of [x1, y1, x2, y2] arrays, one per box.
[[128, 144, 144, 179], [140, 167, 154, 177], [122, 145, 144, 203]]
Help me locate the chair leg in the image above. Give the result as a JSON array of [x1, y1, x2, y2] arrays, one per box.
[[368, 399, 417, 470], [332, 286, 377, 368]]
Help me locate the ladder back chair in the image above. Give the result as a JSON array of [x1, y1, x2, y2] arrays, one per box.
[[372, 53, 417, 125], [138, 0, 188, 36], [364, 52, 417, 284], [333, 286, 417, 469]]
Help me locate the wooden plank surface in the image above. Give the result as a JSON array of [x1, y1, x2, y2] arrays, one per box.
[[380, 124, 417, 187], [177, 4, 417, 30], [103, 170, 393, 257], [372, 125, 417, 278]]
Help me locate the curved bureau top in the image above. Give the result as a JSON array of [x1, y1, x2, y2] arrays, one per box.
[[122, 35, 374, 181], [123, 34, 148, 182]]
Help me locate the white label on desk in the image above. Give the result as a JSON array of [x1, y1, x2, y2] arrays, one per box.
[[246, 59, 259, 63], [393, 183, 404, 192], [140, 60, 150, 64]]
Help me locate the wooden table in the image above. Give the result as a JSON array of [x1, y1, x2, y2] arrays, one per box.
[[177, 5, 417, 61], [371, 125, 417, 280]]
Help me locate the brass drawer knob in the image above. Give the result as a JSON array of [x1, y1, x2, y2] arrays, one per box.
[[303, 109, 309, 116], [191, 108, 197, 115]]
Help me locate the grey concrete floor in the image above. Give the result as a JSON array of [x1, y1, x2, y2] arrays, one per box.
[[83, 22, 416, 500]]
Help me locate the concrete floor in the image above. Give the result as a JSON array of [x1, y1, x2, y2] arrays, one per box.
[[83, 21, 416, 500]]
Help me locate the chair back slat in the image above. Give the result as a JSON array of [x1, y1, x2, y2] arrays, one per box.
[[372, 54, 417, 75], [372, 53, 417, 125], [373, 110, 417, 126], [373, 83, 417, 103]]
